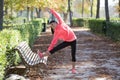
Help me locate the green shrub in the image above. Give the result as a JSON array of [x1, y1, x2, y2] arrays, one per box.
[[83, 18, 89, 27], [88, 19, 105, 34], [3, 16, 27, 28], [87, 18, 120, 41], [107, 22, 120, 41], [0, 29, 21, 79], [72, 18, 120, 41], [72, 18, 84, 27], [13, 20, 42, 46], [0, 18, 43, 79], [110, 18, 120, 22]]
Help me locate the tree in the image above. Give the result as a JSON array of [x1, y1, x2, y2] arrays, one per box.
[[104, 0, 110, 35], [55, 0, 69, 23], [96, 0, 100, 18], [113, 0, 120, 17], [3, 0, 73, 23], [82, 0, 84, 17], [68, 0, 73, 26], [4, 0, 17, 18], [105, 0, 110, 22], [34, 0, 48, 18], [118, 0, 120, 18], [75, 0, 96, 17], [0, 0, 4, 30], [90, 0, 94, 17]]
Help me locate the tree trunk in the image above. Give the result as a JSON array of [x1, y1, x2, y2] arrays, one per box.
[[105, 0, 110, 22], [68, 0, 73, 26], [36, 8, 41, 18], [17, 10, 23, 17], [119, 0, 120, 18], [5, 6, 8, 15], [0, 0, 4, 30], [10, 1, 13, 18], [82, 0, 84, 17], [30, 7, 34, 20], [90, 0, 93, 17], [96, 0, 100, 18], [27, 7, 30, 21], [104, 0, 110, 36], [63, 12, 68, 23]]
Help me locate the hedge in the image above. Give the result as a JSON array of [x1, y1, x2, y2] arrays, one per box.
[[107, 22, 120, 41], [88, 19, 105, 35], [0, 18, 43, 79], [87, 19, 120, 41], [72, 18, 120, 41], [72, 18, 84, 27], [0, 29, 21, 79]]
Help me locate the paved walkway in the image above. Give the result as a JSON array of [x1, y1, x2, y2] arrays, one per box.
[[32, 27, 120, 80]]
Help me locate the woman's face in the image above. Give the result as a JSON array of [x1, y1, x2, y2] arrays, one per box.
[[50, 23, 56, 29]]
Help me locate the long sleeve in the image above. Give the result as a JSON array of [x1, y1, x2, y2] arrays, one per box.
[[48, 30, 60, 51], [50, 9, 64, 24]]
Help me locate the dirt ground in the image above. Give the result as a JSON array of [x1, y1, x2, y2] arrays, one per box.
[[31, 27, 120, 80]]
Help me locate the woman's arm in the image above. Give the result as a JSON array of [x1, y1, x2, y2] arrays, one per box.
[[50, 9, 64, 24], [48, 30, 60, 51]]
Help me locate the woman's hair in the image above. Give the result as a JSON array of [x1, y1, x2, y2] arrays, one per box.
[[51, 27, 54, 34], [49, 20, 57, 34], [49, 20, 57, 24]]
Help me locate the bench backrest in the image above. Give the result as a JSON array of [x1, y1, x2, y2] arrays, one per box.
[[15, 41, 47, 66]]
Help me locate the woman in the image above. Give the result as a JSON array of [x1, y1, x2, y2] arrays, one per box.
[[38, 8, 77, 73]]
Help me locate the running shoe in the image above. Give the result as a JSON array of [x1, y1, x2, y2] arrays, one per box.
[[37, 50, 43, 58], [71, 68, 77, 74]]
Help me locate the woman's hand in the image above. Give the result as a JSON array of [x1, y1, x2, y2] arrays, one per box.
[[44, 7, 50, 12], [46, 51, 50, 54]]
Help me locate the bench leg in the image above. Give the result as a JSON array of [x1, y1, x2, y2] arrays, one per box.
[[37, 64, 48, 77], [25, 65, 48, 78]]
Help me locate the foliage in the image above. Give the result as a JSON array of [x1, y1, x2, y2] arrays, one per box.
[[72, 18, 93, 27], [73, 18, 120, 41], [0, 18, 43, 79], [3, 0, 74, 24], [13, 20, 43, 46], [72, 18, 84, 27], [0, 29, 21, 79], [107, 22, 120, 41], [3, 15, 26, 27], [74, 0, 97, 17], [88, 19, 105, 34], [4, 0, 70, 14], [114, 1, 120, 14], [110, 18, 120, 22], [88, 18, 120, 41]]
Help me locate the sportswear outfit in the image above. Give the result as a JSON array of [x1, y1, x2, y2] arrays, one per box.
[[48, 9, 77, 62]]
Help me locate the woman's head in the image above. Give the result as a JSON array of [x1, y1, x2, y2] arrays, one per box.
[[49, 20, 57, 29], [49, 20, 58, 34]]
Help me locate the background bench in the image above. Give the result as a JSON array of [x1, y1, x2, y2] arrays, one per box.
[[15, 41, 48, 77]]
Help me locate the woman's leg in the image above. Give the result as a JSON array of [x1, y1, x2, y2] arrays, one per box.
[[41, 40, 77, 73], [43, 40, 76, 58], [41, 41, 71, 57], [50, 40, 76, 69], [49, 41, 71, 54], [71, 40, 76, 62], [70, 40, 76, 73]]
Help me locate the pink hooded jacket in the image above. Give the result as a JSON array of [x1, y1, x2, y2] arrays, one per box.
[[48, 9, 77, 51]]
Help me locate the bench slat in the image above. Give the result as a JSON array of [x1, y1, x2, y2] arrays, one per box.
[[15, 41, 48, 66]]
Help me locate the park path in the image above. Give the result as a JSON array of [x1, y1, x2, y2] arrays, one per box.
[[32, 27, 120, 80]]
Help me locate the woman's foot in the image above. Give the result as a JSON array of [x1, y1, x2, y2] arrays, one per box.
[[37, 50, 43, 58], [71, 68, 77, 74]]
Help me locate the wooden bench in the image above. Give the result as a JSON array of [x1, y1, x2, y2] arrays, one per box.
[[15, 41, 48, 77]]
